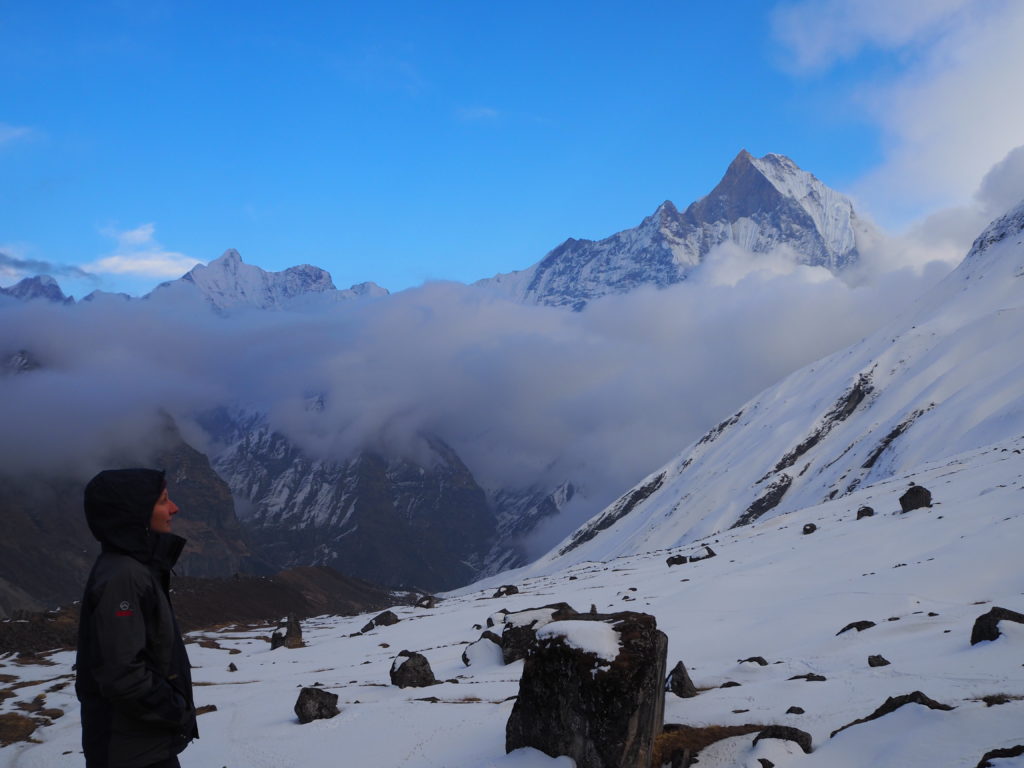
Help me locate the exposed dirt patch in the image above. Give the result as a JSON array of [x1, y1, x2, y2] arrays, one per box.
[[0, 712, 39, 746], [653, 724, 765, 767]]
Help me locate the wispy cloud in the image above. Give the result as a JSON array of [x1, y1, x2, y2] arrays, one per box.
[[85, 223, 202, 278], [456, 106, 500, 122], [772, 0, 1024, 224], [0, 247, 95, 284], [0, 123, 33, 146]]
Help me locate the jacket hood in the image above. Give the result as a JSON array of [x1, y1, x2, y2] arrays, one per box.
[[84, 468, 172, 560]]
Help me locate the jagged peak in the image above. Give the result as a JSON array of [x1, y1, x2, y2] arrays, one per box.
[[964, 197, 1024, 262]]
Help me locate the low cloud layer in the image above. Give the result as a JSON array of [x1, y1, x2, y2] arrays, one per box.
[[0, 230, 960, 555]]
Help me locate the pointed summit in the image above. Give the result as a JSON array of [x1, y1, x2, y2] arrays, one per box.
[[0, 275, 74, 305], [477, 151, 876, 308]]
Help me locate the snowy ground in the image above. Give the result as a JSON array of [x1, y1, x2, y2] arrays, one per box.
[[2, 437, 1023, 767]]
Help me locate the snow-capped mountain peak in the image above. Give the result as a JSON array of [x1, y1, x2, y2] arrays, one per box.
[[476, 150, 876, 309], [0, 275, 74, 305]]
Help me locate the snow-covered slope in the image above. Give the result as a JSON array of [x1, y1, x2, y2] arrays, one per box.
[[5, 436, 1023, 767], [540, 200, 1024, 567], [476, 150, 876, 309], [149, 249, 388, 311]]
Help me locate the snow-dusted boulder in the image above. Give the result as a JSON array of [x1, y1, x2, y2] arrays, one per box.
[[500, 603, 578, 664], [390, 650, 436, 688], [505, 611, 667, 768]]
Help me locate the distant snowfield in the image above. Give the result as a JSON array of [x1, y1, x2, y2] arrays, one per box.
[[3, 437, 1023, 767]]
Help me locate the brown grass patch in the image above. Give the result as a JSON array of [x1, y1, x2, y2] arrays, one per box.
[[0, 674, 17, 684], [0, 712, 39, 746], [15, 695, 45, 713], [196, 704, 218, 716], [652, 724, 765, 767]]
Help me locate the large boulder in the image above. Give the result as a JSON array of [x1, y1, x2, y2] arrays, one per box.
[[271, 614, 303, 650], [294, 687, 339, 724], [899, 485, 932, 512], [501, 602, 578, 664], [390, 650, 437, 688], [505, 611, 668, 768]]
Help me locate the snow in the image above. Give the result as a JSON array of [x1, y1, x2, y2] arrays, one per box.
[[4, 437, 1022, 767], [536, 620, 621, 663]]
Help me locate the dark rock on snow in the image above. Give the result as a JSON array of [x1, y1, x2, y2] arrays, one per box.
[[271, 614, 303, 649], [868, 654, 890, 667], [739, 656, 769, 666], [665, 660, 698, 698], [493, 585, 519, 598], [227, 662, 237, 672], [830, 691, 953, 738], [786, 706, 805, 714], [759, 760, 775, 768], [856, 505, 874, 520], [837, 620, 876, 635], [899, 484, 932, 512], [802, 523, 817, 535], [487, 608, 510, 628], [788, 673, 827, 682], [753, 724, 813, 754], [361, 609, 400, 633], [970, 606, 1024, 645], [415, 595, 438, 609], [390, 650, 437, 688], [506, 611, 667, 768], [977, 744, 1024, 767], [294, 687, 339, 724], [666, 555, 688, 567], [462, 631, 503, 667]]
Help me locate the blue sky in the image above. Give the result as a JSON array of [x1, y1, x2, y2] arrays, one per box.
[[2, 0, 1022, 298]]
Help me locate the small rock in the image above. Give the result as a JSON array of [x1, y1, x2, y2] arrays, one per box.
[[739, 656, 768, 666], [977, 744, 1024, 767], [415, 595, 437, 609], [720, 681, 741, 688], [837, 620, 876, 635], [788, 673, 826, 682], [758, 760, 775, 768], [665, 660, 697, 698], [294, 687, 339, 724], [786, 706, 805, 714], [899, 484, 932, 512], [493, 585, 519, 598], [856, 505, 874, 520], [227, 662, 237, 672], [665, 555, 687, 567], [868, 655, 890, 667], [802, 523, 817, 535], [753, 725, 813, 754]]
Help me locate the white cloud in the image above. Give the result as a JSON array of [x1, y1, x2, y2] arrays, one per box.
[[85, 223, 202, 278], [0, 123, 32, 146], [772, 0, 1024, 225]]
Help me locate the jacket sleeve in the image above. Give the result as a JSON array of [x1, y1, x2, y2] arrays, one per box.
[[86, 562, 192, 730]]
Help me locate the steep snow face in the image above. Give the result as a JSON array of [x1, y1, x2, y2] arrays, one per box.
[[540, 200, 1024, 566], [476, 151, 874, 309], [149, 249, 388, 311]]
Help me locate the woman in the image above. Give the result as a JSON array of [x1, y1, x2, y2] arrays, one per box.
[[76, 468, 198, 768]]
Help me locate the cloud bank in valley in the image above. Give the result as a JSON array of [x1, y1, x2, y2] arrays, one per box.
[[0, 234, 955, 542]]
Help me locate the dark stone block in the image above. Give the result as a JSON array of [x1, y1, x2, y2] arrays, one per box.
[[868, 655, 890, 667], [786, 706, 804, 714], [493, 585, 520, 598], [390, 650, 437, 688], [856, 506, 874, 519], [899, 485, 932, 512], [294, 687, 339, 724], [666, 555, 688, 567], [506, 611, 667, 768], [665, 660, 697, 698], [970, 606, 1024, 645], [837, 620, 876, 635], [802, 524, 817, 535], [977, 744, 1024, 767]]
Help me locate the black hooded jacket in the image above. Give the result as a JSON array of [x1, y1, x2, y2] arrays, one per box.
[[76, 469, 198, 768]]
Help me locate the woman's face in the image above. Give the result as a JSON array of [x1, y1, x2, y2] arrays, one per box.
[[150, 488, 179, 534]]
